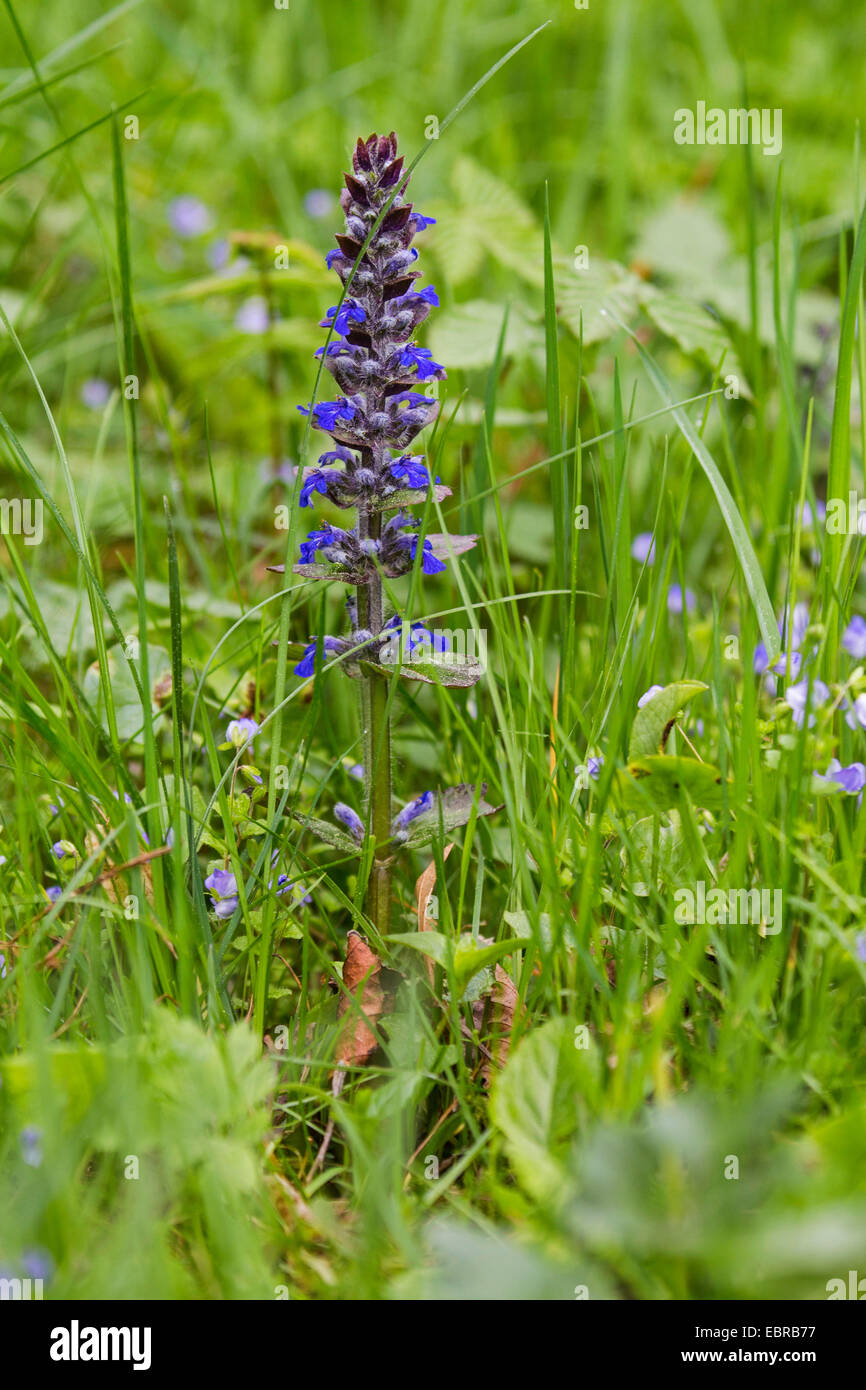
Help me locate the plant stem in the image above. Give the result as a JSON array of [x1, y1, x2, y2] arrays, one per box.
[[357, 506, 392, 934]]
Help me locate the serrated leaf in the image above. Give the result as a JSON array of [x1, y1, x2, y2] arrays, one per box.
[[427, 299, 542, 370], [639, 285, 749, 396], [628, 681, 707, 760], [555, 257, 645, 345]]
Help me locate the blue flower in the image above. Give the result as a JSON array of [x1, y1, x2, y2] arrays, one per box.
[[226, 717, 260, 751], [299, 469, 336, 507], [667, 584, 696, 614], [416, 285, 439, 306], [80, 378, 111, 410], [298, 523, 349, 564], [22, 1248, 54, 1283], [235, 296, 270, 334], [381, 616, 449, 658], [334, 803, 365, 842], [305, 189, 332, 219], [390, 455, 435, 489], [844, 694, 866, 729], [294, 635, 345, 678], [587, 756, 604, 780], [320, 300, 366, 337], [409, 535, 446, 575], [785, 676, 830, 728], [393, 792, 433, 833], [271, 874, 313, 904], [754, 603, 811, 677], [842, 615, 866, 660], [412, 214, 436, 230], [819, 759, 866, 794], [204, 868, 239, 919], [168, 195, 213, 238], [314, 341, 356, 361], [393, 391, 436, 410], [20, 1126, 43, 1168], [399, 345, 446, 381], [44, 885, 62, 904], [298, 398, 357, 431], [637, 685, 664, 708], [325, 248, 342, 270], [630, 532, 655, 565], [856, 933, 866, 963]]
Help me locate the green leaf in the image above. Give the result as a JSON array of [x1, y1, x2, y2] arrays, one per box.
[[400, 783, 500, 847], [385, 930, 528, 995], [555, 257, 645, 345], [614, 755, 729, 814], [290, 811, 362, 856], [491, 1017, 599, 1203], [363, 656, 485, 689], [628, 681, 707, 759], [427, 299, 542, 370], [83, 643, 172, 743], [639, 285, 749, 396]]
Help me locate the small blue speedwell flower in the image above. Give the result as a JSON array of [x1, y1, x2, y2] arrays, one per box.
[[205, 868, 239, 919], [226, 717, 260, 751]]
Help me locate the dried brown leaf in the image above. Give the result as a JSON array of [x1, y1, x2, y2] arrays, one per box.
[[414, 843, 454, 984], [335, 930, 385, 1069]]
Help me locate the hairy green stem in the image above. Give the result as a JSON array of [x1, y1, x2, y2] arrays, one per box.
[[357, 506, 392, 934]]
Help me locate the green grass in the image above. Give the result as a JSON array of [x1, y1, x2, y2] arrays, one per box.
[[1, 0, 866, 1301]]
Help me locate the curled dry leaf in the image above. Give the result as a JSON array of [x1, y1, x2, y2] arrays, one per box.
[[336, 930, 385, 1069], [471, 935, 521, 1086], [414, 843, 454, 985]]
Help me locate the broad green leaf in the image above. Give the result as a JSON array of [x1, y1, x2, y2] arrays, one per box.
[[491, 1016, 599, 1203], [614, 754, 729, 814], [628, 681, 707, 759], [639, 285, 749, 395], [385, 930, 528, 994], [427, 299, 542, 370], [83, 643, 172, 742], [555, 257, 645, 345]]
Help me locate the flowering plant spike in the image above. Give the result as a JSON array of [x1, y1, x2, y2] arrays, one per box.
[[286, 132, 487, 935]]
